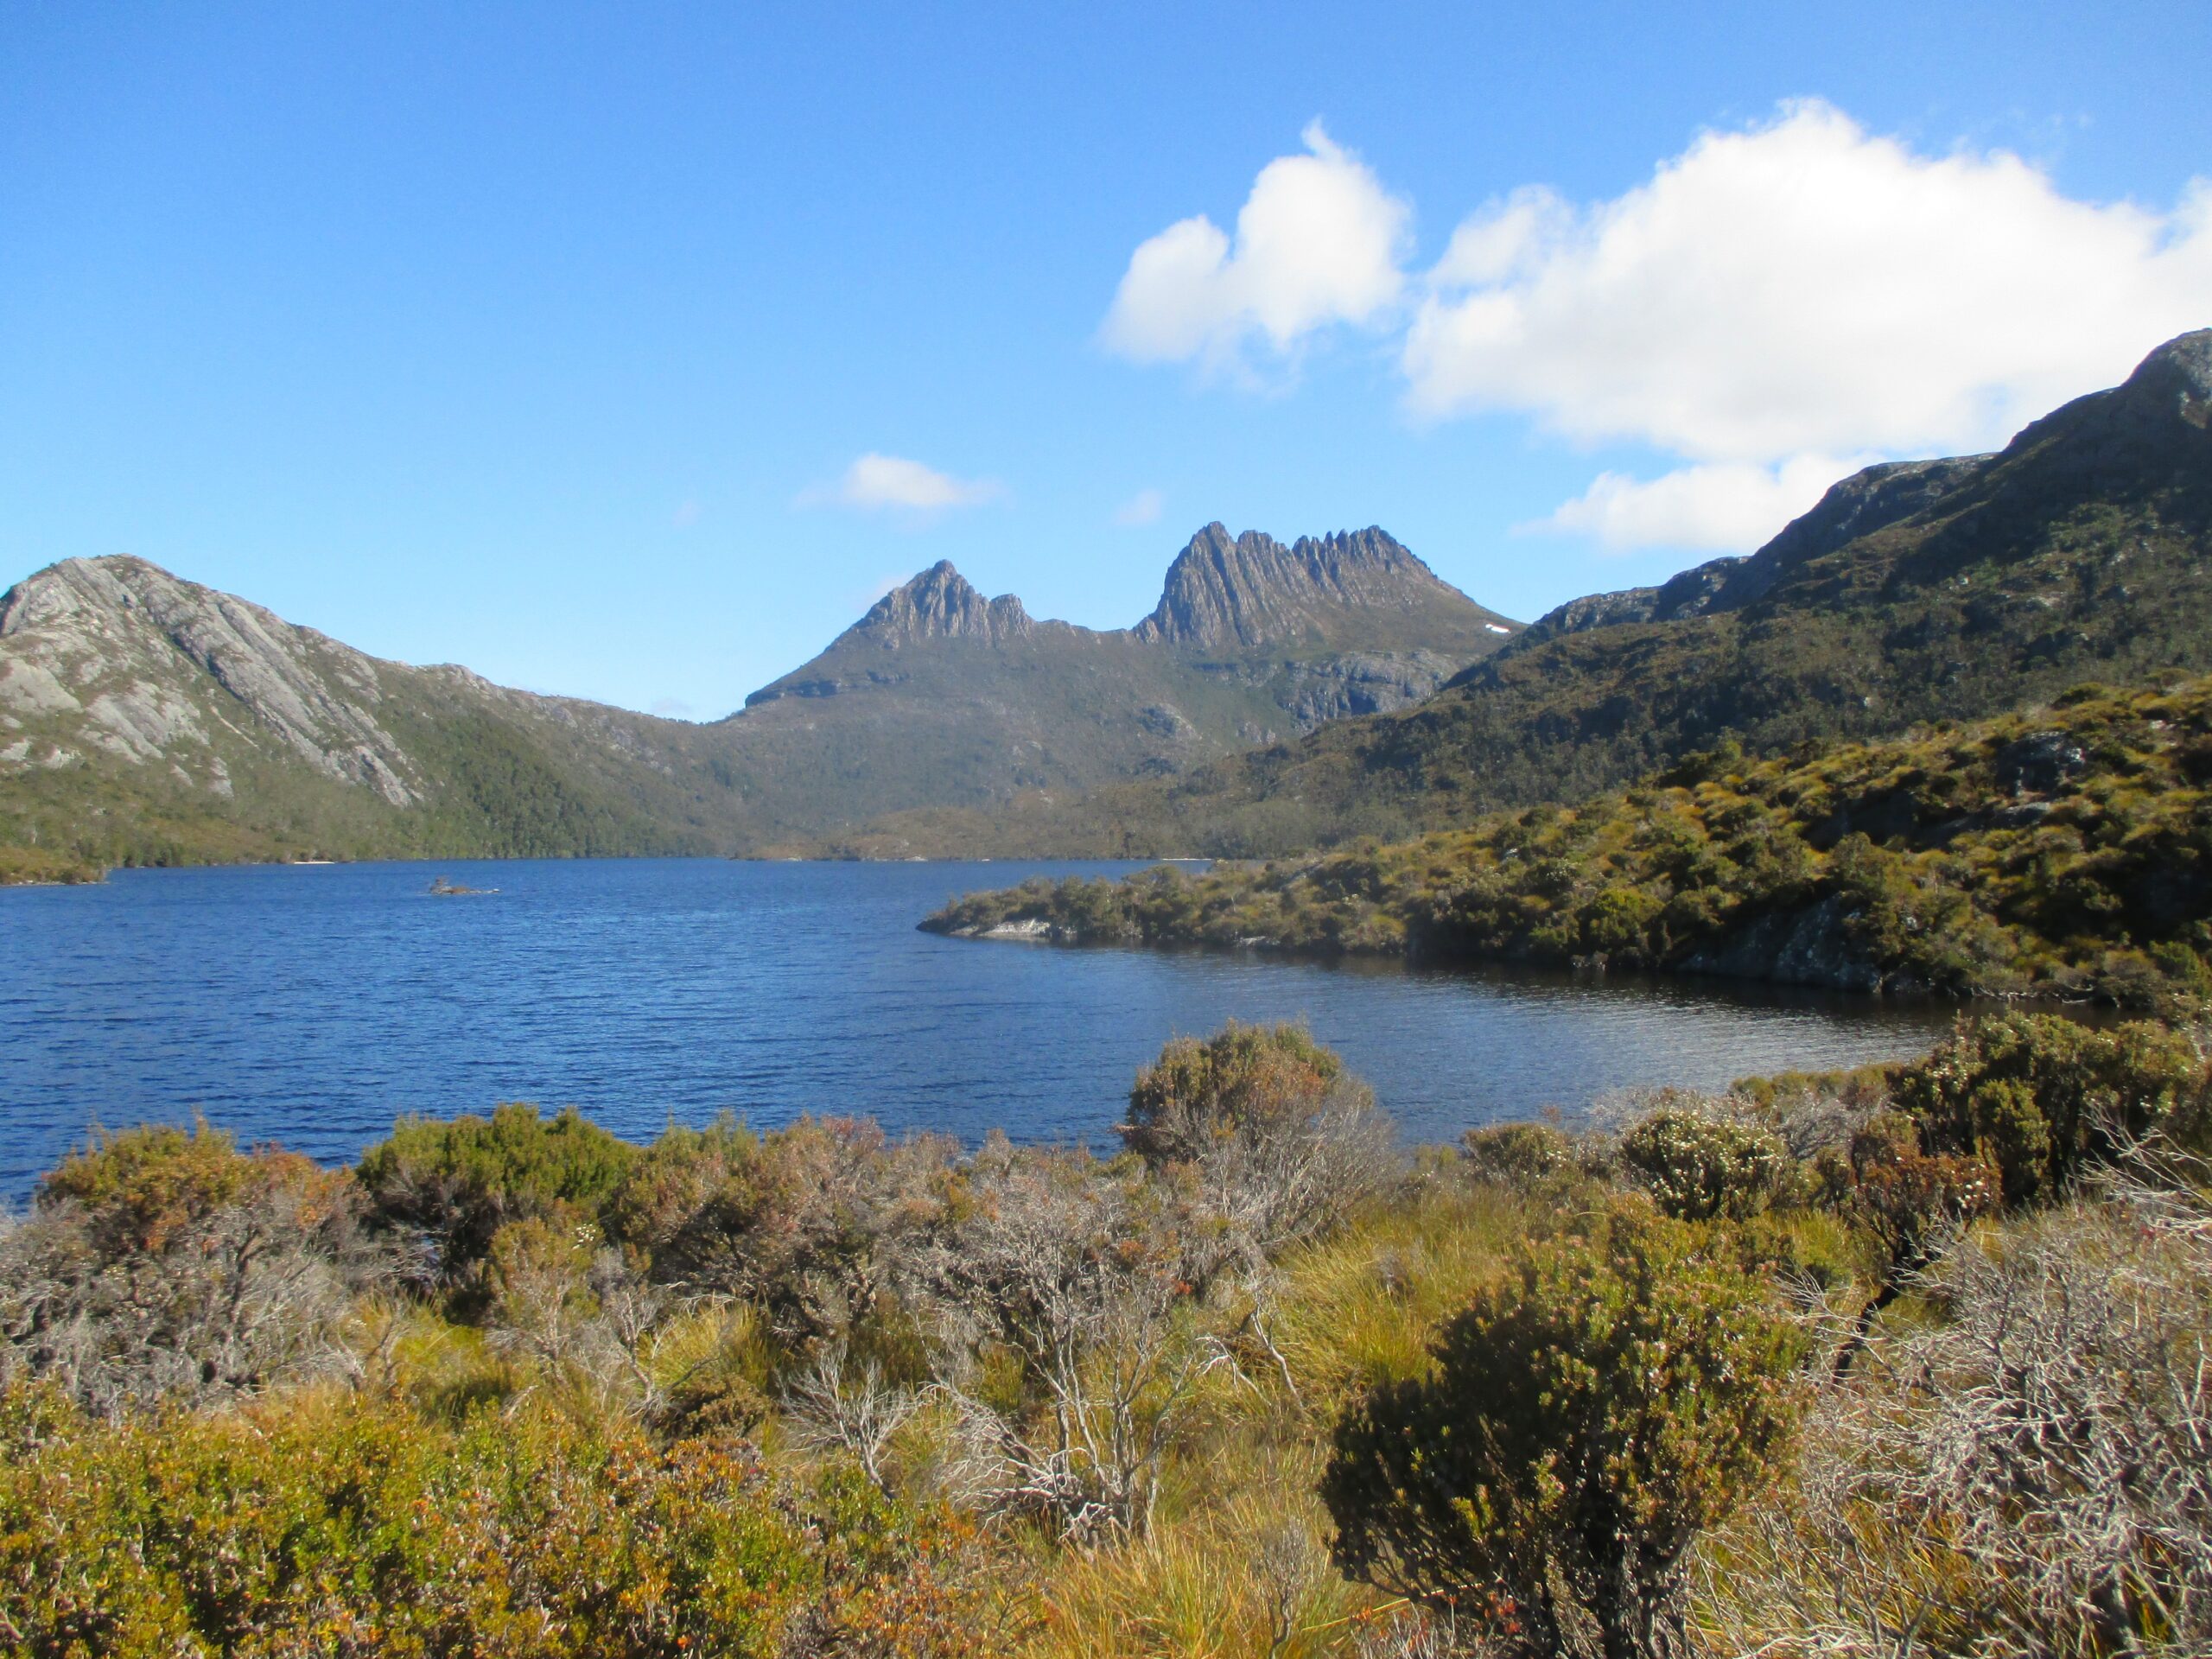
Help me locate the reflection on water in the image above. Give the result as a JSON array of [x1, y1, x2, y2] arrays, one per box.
[[0, 858, 1960, 1192]]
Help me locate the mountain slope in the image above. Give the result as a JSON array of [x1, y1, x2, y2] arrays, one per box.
[[847, 329, 2212, 858], [0, 556, 753, 866], [0, 525, 1516, 868], [920, 674, 2212, 1010], [721, 527, 1517, 846]]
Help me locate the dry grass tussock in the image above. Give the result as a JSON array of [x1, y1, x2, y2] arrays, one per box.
[[1704, 1149, 2212, 1659]]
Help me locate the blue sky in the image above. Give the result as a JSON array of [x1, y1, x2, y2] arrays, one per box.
[[3, 3, 2208, 717]]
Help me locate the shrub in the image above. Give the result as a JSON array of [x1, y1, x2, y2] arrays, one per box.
[[1580, 886, 1662, 961], [355, 1103, 641, 1282], [1322, 1205, 1808, 1659], [1894, 1014, 2210, 1206], [1618, 1107, 1789, 1221], [902, 1146, 1213, 1542], [604, 1115, 951, 1350], [1834, 1114, 2000, 1364], [1121, 1023, 1393, 1249], [1, 1125, 379, 1415], [1123, 1022, 1344, 1166], [1457, 1122, 1574, 1186], [0, 1388, 1029, 1656], [35, 1119, 268, 1251], [1712, 1179, 2212, 1656]]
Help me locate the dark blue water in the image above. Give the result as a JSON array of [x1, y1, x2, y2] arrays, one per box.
[[0, 858, 1956, 1192]]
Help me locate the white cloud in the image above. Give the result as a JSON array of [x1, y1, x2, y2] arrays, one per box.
[[1529, 454, 1875, 554], [1113, 487, 1165, 526], [1103, 103, 2212, 555], [1101, 122, 1410, 370], [806, 453, 1006, 517], [1402, 102, 2212, 549]]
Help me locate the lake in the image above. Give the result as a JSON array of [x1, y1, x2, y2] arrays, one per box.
[[0, 858, 1961, 1192]]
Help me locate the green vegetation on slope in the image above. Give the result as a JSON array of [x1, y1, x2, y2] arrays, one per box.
[[851, 332, 2212, 859], [0, 843, 102, 885], [0, 696, 732, 873], [925, 676, 2212, 1011], [1, 527, 1517, 873]]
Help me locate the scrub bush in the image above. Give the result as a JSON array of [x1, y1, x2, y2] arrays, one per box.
[[0, 1386, 1028, 1656], [1618, 1107, 1790, 1222], [0, 1123, 383, 1416], [356, 1103, 640, 1285], [1321, 1205, 1808, 1659], [1122, 1021, 1393, 1249], [1458, 1122, 1575, 1186], [1894, 1013, 2209, 1206]]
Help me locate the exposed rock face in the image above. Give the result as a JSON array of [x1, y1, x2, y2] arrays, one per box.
[[745, 563, 1038, 708], [1135, 524, 1512, 652], [0, 556, 422, 804], [2017, 327, 2212, 459], [1275, 651, 1473, 728], [1996, 731, 2091, 797], [1513, 458, 1990, 652], [1516, 556, 1745, 646], [1678, 895, 1889, 993], [3, 520, 1522, 861], [846, 561, 1035, 648], [0, 553, 764, 863], [1704, 457, 1992, 613]]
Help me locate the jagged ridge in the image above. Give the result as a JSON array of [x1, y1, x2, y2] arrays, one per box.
[[1135, 524, 1512, 652], [2, 519, 1520, 866], [830, 329, 2212, 859]]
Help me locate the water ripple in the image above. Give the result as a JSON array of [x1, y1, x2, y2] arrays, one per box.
[[0, 858, 1956, 1192]]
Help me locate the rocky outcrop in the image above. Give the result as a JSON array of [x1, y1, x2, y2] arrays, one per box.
[[2002, 327, 2212, 479], [1276, 651, 1472, 728], [1514, 329, 2212, 659], [1706, 457, 1992, 613], [0, 556, 423, 804], [1515, 556, 1745, 647], [1994, 730, 2091, 797], [1134, 524, 1513, 652], [1676, 896, 1890, 993], [849, 562, 1035, 648], [1512, 457, 1990, 653]]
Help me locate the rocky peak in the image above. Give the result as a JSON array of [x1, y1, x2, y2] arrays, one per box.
[[1135, 524, 1502, 651], [848, 561, 1033, 648], [1905, 327, 2202, 523], [2, 555, 162, 637], [2120, 327, 2212, 423], [1532, 330, 2212, 645]]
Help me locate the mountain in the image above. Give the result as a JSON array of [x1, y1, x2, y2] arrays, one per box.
[[724, 526, 1516, 847], [838, 328, 2212, 858], [0, 555, 749, 868], [0, 525, 1515, 871], [1131, 524, 1511, 652]]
